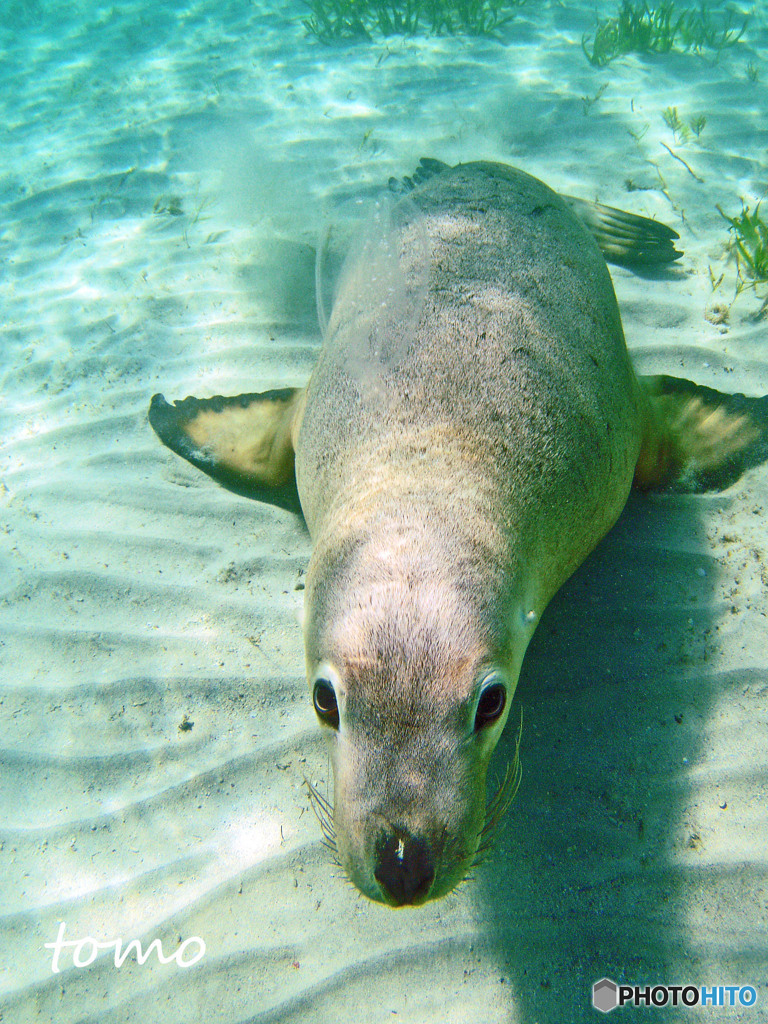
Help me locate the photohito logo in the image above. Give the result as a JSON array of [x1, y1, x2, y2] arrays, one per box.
[[592, 977, 757, 1013]]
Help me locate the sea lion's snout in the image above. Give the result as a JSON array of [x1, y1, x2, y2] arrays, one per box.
[[374, 829, 436, 906], [305, 629, 516, 905], [330, 767, 484, 907]]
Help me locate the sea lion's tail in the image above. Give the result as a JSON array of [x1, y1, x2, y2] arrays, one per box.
[[563, 195, 683, 267], [635, 375, 768, 492]]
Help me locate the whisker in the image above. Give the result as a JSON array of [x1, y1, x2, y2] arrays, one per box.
[[474, 706, 524, 866], [304, 775, 339, 857], [318, 820, 337, 843], [450, 875, 474, 898], [304, 775, 333, 815], [305, 776, 334, 816], [313, 808, 336, 842], [481, 761, 514, 830], [322, 843, 342, 867]]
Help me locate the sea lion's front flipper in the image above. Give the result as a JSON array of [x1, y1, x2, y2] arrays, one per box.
[[563, 195, 683, 267], [635, 375, 768, 492], [148, 388, 304, 512]]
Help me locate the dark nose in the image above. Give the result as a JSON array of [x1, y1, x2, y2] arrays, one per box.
[[374, 830, 435, 905]]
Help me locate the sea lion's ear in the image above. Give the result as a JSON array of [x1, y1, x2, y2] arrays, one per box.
[[148, 388, 304, 512]]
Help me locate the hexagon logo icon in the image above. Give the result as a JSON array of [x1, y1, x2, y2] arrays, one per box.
[[592, 977, 619, 1013]]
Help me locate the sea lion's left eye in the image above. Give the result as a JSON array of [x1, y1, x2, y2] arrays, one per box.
[[313, 679, 340, 730], [474, 680, 506, 731]]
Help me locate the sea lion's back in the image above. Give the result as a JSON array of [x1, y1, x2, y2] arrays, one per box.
[[296, 162, 644, 546], [406, 161, 638, 411]]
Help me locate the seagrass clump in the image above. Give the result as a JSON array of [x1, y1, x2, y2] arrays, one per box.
[[583, 1, 747, 66], [303, 0, 527, 41]]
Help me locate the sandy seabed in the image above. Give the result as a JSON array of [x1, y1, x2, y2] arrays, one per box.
[[1, 0, 767, 1021]]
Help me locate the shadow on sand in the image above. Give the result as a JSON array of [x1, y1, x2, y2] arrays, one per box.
[[478, 484, 764, 1021]]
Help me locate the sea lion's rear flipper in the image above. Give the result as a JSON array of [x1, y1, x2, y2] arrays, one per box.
[[148, 388, 304, 513], [387, 157, 450, 196], [634, 375, 768, 492], [388, 162, 683, 268], [563, 195, 683, 267]]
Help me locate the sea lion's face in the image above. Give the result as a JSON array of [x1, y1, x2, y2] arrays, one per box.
[[304, 575, 517, 906]]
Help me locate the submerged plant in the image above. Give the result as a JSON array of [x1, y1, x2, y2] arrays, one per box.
[[583, 1, 748, 67], [688, 113, 706, 137], [675, 3, 747, 53], [662, 106, 706, 143], [303, 0, 527, 41], [583, 0, 678, 64], [662, 105, 687, 141], [718, 202, 768, 295], [581, 82, 608, 114]]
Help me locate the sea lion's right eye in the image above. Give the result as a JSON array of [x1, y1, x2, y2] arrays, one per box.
[[313, 679, 339, 729], [474, 680, 506, 731]]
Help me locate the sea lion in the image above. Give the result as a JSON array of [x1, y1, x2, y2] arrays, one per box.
[[149, 159, 765, 906]]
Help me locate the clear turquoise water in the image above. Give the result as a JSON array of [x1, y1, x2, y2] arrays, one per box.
[[1, 2, 767, 1022]]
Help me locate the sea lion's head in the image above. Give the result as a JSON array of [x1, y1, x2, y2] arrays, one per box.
[[303, 531, 525, 906]]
